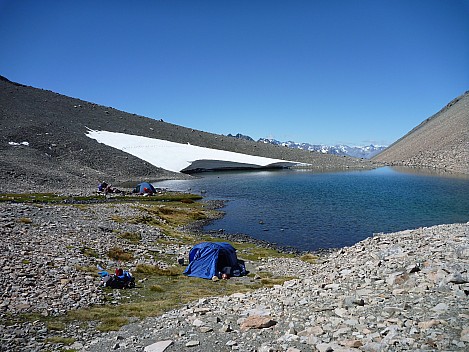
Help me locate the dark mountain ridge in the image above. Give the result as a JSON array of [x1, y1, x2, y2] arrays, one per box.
[[0, 76, 374, 193]]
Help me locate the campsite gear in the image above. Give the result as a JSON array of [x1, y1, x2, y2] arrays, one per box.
[[183, 242, 245, 279], [98, 182, 108, 192], [132, 182, 156, 195], [98, 267, 135, 289]]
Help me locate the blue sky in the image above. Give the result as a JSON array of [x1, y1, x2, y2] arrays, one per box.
[[1, 0, 468, 146]]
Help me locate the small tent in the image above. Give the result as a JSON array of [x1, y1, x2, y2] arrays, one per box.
[[132, 182, 156, 194], [183, 242, 243, 279]]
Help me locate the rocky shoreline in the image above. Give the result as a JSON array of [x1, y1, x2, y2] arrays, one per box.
[[1, 197, 468, 351], [84, 222, 469, 352]]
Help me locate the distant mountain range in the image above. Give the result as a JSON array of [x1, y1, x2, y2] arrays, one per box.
[[227, 134, 387, 159]]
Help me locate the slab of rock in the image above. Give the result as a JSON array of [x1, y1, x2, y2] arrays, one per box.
[[240, 315, 277, 331]]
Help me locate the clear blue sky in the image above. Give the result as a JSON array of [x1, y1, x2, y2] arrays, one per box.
[[1, 0, 468, 146]]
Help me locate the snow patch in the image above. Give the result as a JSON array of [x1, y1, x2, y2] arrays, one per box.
[[85, 130, 301, 173]]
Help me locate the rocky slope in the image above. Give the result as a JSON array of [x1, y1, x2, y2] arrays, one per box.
[[1, 199, 467, 351], [372, 91, 469, 174], [0, 76, 375, 194]]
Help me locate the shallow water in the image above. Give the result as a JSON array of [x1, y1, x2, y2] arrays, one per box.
[[158, 167, 469, 251]]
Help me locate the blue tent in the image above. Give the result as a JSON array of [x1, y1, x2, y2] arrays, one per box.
[[133, 182, 156, 194], [183, 242, 241, 279]]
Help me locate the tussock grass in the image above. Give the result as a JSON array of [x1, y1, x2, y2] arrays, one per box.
[[80, 247, 99, 258], [47, 321, 66, 331], [44, 336, 75, 345], [107, 247, 133, 261], [17, 217, 32, 224], [97, 316, 129, 332], [149, 284, 164, 292], [118, 231, 142, 244], [75, 265, 99, 275], [300, 253, 318, 264]]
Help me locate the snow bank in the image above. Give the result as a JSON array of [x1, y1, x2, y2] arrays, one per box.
[[86, 130, 300, 173]]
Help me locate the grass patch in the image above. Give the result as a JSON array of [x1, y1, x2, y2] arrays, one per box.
[[97, 316, 129, 332], [118, 231, 142, 244], [149, 284, 165, 292], [64, 272, 272, 331], [17, 217, 32, 224], [47, 320, 66, 331], [75, 265, 98, 275], [108, 247, 133, 261], [80, 247, 99, 258], [135, 202, 208, 227], [300, 253, 318, 264], [111, 215, 125, 223], [44, 336, 75, 345], [0, 191, 202, 204]]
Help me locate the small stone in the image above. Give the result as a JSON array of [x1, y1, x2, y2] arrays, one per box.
[[460, 328, 469, 342], [431, 303, 448, 312], [144, 340, 173, 352], [185, 340, 200, 347]]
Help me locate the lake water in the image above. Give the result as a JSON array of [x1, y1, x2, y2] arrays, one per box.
[[158, 167, 469, 251]]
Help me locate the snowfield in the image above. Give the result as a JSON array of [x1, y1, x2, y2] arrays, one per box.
[[86, 130, 302, 173]]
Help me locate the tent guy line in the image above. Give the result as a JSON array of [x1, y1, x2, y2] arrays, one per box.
[[86, 129, 303, 173]]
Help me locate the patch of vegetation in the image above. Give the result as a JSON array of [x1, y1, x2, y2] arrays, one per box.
[[129, 214, 161, 226], [300, 253, 318, 264], [44, 336, 75, 345], [17, 217, 32, 224], [107, 247, 133, 261], [47, 320, 66, 331], [136, 202, 208, 227], [96, 316, 129, 332], [0, 191, 202, 204], [75, 265, 99, 275], [149, 284, 164, 292], [111, 215, 125, 223], [64, 271, 277, 331], [118, 231, 142, 244], [80, 247, 99, 258]]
